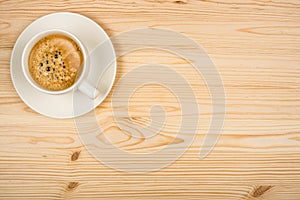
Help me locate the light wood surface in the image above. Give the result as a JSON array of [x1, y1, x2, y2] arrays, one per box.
[[1, 0, 300, 199]]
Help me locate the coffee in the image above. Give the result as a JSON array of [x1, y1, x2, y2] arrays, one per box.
[[28, 34, 84, 91]]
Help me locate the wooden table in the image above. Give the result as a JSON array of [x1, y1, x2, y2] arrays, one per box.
[[1, 0, 300, 199]]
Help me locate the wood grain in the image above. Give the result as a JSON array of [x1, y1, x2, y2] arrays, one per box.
[[1, 0, 300, 199]]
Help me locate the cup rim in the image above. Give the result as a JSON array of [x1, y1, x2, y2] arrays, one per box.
[[21, 29, 87, 95]]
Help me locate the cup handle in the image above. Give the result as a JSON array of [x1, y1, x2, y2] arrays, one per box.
[[78, 81, 100, 99]]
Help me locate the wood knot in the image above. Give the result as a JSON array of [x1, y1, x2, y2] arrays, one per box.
[[71, 151, 81, 161], [67, 182, 79, 190], [174, 0, 187, 4], [251, 185, 274, 198]]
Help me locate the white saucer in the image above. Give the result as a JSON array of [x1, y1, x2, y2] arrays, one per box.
[[10, 12, 116, 118]]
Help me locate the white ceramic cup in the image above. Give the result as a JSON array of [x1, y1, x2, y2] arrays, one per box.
[[22, 29, 99, 99]]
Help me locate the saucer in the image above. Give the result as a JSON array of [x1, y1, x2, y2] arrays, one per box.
[[10, 12, 116, 118]]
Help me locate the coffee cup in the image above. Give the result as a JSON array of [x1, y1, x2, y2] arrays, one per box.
[[22, 29, 99, 99]]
